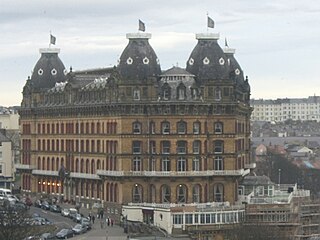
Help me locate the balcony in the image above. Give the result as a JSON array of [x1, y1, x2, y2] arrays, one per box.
[[70, 172, 100, 180], [32, 170, 58, 177], [15, 164, 36, 170], [96, 169, 250, 177]]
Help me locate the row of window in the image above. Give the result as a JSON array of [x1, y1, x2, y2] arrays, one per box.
[[35, 139, 118, 154], [131, 156, 224, 171], [22, 122, 118, 135], [37, 157, 117, 173], [132, 140, 224, 154], [133, 121, 224, 135], [172, 211, 244, 225], [132, 183, 225, 203]]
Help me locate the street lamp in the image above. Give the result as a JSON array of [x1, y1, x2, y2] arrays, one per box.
[[278, 169, 281, 189]]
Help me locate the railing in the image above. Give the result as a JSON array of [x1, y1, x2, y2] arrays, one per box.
[[96, 169, 248, 177], [244, 163, 256, 169], [70, 172, 100, 180], [15, 164, 36, 170], [127, 201, 245, 211], [32, 170, 58, 176]]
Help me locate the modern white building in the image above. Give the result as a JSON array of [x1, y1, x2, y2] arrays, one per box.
[[251, 96, 320, 122]]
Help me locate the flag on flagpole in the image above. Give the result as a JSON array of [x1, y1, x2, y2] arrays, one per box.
[[139, 19, 145, 32], [50, 34, 56, 45], [207, 16, 215, 28]]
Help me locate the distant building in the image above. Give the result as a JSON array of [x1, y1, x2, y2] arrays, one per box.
[[0, 130, 14, 189], [251, 96, 320, 122]]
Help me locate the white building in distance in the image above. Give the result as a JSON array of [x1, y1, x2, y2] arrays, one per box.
[[251, 96, 320, 122]]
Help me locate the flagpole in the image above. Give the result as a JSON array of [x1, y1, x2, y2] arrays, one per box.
[[206, 12, 209, 33], [49, 31, 51, 48]]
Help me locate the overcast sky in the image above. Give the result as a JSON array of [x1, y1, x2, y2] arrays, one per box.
[[1, 0, 320, 106]]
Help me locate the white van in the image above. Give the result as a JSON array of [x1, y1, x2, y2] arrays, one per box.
[[0, 188, 12, 199]]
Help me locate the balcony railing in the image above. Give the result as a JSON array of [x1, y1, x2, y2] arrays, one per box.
[[32, 170, 58, 176], [70, 172, 100, 180], [97, 169, 250, 177], [15, 164, 36, 170]]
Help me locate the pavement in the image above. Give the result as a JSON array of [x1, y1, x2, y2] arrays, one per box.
[[58, 202, 130, 240]]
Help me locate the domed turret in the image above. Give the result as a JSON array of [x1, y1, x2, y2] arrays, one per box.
[[223, 47, 244, 84], [117, 33, 161, 82], [30, 48, 67, 90], [186, 33, 229, 83]]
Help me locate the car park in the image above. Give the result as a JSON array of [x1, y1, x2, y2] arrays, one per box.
[[41, 201, 50, 210], [49, 204, 61, 213], [81, 217, 92, 230], [61, 208, 70, 217], [40, 232, 56, 240], [72, 223, 87, 234], [55, 228, 74, 239]]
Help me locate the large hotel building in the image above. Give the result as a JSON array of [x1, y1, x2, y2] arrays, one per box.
[[18, 27, 254, 238]]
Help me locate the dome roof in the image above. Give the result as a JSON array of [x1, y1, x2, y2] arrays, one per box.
[[30, 48, 67, 90], [186, 33, 229, 83], [117, 33, 161, 82]]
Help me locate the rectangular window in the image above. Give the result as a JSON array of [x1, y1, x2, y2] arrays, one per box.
[[132, 141, 142, 154], [173, 215, 183, 224], [193, 141, 200, 154], [214, 156, 223, 170], [149, 141, 156, 154], [0, 164, 2, 174], [214, 141, 224, 154], [185, 214, 193, 224], [133, 122, 141, 134], [177, 141, 187, 154], [161, 141, 170, 154], [192, 157, 200, 171], [162, 157, 170, 171], [177, 157, 186, 171], [133, 157, 141, 171]]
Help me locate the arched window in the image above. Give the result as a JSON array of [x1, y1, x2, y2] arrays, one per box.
[[91, 159, 95, 174], [162, 83, 171, 100], [42, 157, 45, 170], [214, 183, 224, 202], [214, 122, 223, 134], [97, 159, 101, 170], [192, 184, 201, 203], [161, 121, 170, 134], [149, 184, 156, 203], [86, 159, 90, 173], [80, 159, 84, 173], [177, 121, 187, 134], [193, 121, 201, 134], [132, 184, 143, 203], [177, 184, 187, 203], [161, 185, 171, 203], [177, 83, 186, 100], [37, 157, 41, 169], [51, 157, 55, 171], [47, 157, 50, 171], [91, 122, 95, 134], [132, 121, 142, 134]]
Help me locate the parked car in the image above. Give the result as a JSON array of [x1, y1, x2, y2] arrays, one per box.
[[6, 194, 19, 204], [50, 204, 61, 213], [34, 199, 42, 208], [56, 228, 74, 239], [68, 208, 78, 220], [40, 232, 56, 240], [41, 201, 50, 210], [61, 208, 70, 217], [73, 213, 82, 223], [72, 224, 87, 234], [81, 217, 92, 230]]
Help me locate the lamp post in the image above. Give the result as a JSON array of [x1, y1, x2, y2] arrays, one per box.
[[278, 169, 281, 189]]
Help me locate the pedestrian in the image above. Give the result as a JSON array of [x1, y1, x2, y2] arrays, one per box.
[[100, 220, 104, 229], [92, 215, 95, 224], [111, 218, 113, 227], [107, 217, 110, 226], [89, 212, 92, 221]]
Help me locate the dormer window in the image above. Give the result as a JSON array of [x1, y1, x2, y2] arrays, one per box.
[[214, 88, 221, 101], [133, 90, 140, 100], [177, 84, 186, 100]]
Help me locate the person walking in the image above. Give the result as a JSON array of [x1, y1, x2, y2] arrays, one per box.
[[92, 215, 95, 224]]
